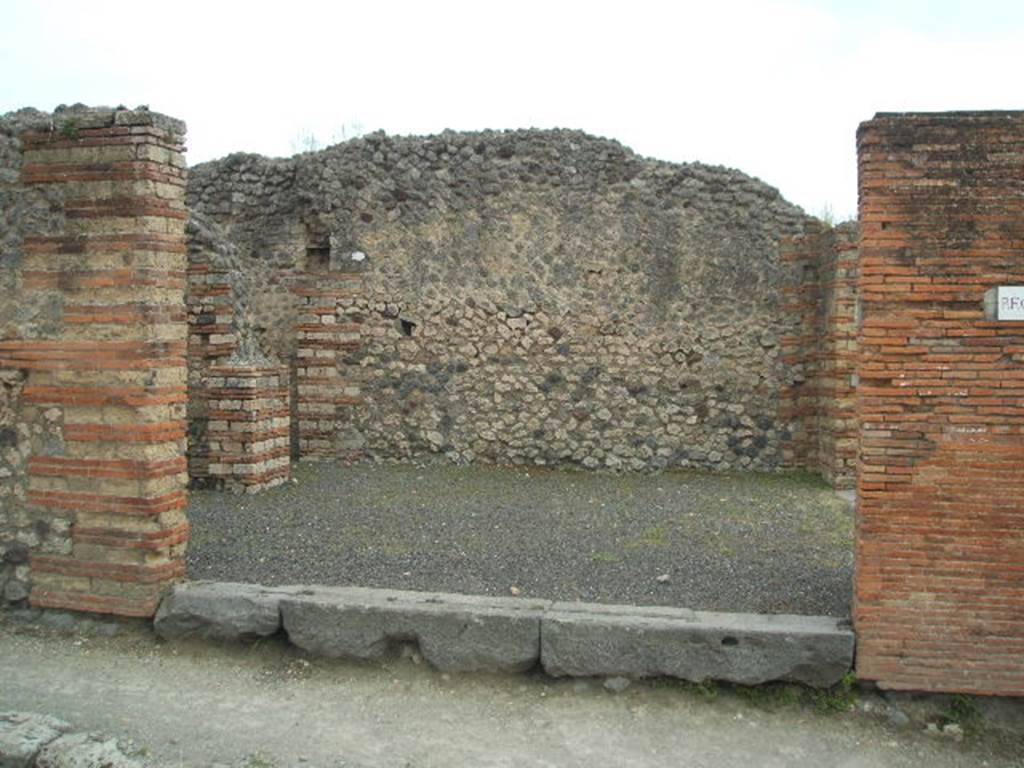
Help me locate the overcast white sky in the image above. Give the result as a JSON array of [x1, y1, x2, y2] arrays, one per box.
[[3, 0, 1023, 220]]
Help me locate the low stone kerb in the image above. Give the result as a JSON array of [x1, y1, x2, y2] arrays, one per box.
[[541, 602, 855, 687], [280, 586, 548, 674], [154, 581, 854, 687]]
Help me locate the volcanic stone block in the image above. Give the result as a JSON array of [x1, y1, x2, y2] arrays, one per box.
[[280, 586, 548, 672], [154, 581, 297, 641], [35, 732, 141, 768], [0, 712, 71, 768], [541, 602, 854, 687]]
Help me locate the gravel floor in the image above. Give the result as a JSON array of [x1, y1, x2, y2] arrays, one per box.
[[187, 463, 854, 616]]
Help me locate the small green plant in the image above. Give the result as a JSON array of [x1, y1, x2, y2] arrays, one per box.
[[241, 754, 276, 768], [590, 551, 622, 563], [942, 694, 981, 728], [625, 526, 669, 549], [735, 682, 802, 710], [58, 118, 79, 139], [809, 671, 857, 713], [694, 679, 719, 701]]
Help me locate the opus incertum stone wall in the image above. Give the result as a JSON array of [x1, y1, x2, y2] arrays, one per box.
[[187, 130, 854, 478], [0, 106, 189, 616], [855, 112, 1024, 696]]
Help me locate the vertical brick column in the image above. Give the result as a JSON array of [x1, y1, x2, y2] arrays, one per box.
[[856, 112, 1024, 695], [815, 224, 860, 487], [0, 108, 189, 617], [294, 275, 364, 459], [205, 362, 290, 492], [779, 222, 859, 487], [185, 222, 240, 483]]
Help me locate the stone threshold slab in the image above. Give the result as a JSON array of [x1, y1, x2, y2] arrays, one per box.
[[154, 581, 854, 687]]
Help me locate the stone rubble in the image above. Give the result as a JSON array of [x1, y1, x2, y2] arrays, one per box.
[[0, 713, 142, 768]]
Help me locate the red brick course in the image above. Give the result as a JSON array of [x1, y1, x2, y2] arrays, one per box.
[[13, 110, 190, 618], [780, 223, 859, 487], [201, 363, 291, 492], [855, 111, 1024, 696], [294, 276, 366, 460]]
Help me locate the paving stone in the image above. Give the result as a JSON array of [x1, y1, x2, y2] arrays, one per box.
[[541, 602, 853, 687], [280, 586, 549, 673]]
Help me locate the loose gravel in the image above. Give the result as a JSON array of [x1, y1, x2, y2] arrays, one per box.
[[186, 463, 854, 616]]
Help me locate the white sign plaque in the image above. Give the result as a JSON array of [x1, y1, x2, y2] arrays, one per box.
[[984, 286, 1024, 321]]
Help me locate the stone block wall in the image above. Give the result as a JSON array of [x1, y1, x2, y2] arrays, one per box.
[[188, 130, 850, 475], [855, 111, 1024, 695], [203, 361, 290, 492], [0, 106, 189, 617]]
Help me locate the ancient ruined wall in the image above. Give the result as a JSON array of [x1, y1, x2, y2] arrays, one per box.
[[189, 130, 844, 474], [855, 112, 1024, 695], [0, 106, 189, 616]]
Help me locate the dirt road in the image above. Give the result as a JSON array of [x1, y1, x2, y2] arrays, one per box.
[[1, 617, 1020, 768]]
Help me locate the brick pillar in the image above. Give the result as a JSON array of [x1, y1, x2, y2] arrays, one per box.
[[294, 275, 364, 459], [1, 108, 189, 617], [856, 111, 1024, 695], [779, 222, 859, 488], [205, 361, 290, 492], [185, 226, 240, 484], [816, 225, 860, 488]]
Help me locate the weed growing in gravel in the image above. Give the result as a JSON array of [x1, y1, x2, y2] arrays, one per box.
[[735, 682, 803, 709], [808, 671, 858, 713], [694, 680, 720, 701], [678, 673, 859, 714], [590, 551, 622, 563], [624, 526, 669, 548], [940, 695, 982, 730], [634, 671, 864, 717]]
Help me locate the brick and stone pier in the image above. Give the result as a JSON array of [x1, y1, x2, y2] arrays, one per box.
[[204, 360, 290, 493], [0, 107, 189, 617]]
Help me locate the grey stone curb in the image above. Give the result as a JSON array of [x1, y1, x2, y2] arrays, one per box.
[[154, 581, 854, 687], [280, 586, 549, 673], [541, 602, 854, 688]]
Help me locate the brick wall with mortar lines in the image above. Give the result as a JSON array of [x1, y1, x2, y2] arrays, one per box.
[[294, 273, 366, 459], [204, 362, 290, 492], [0, 106, 189, 617], [186, 214, 246, 482], [814, 227, 860, 487], [855, 111, 1024, 696], [779, 223, 859, 488]]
